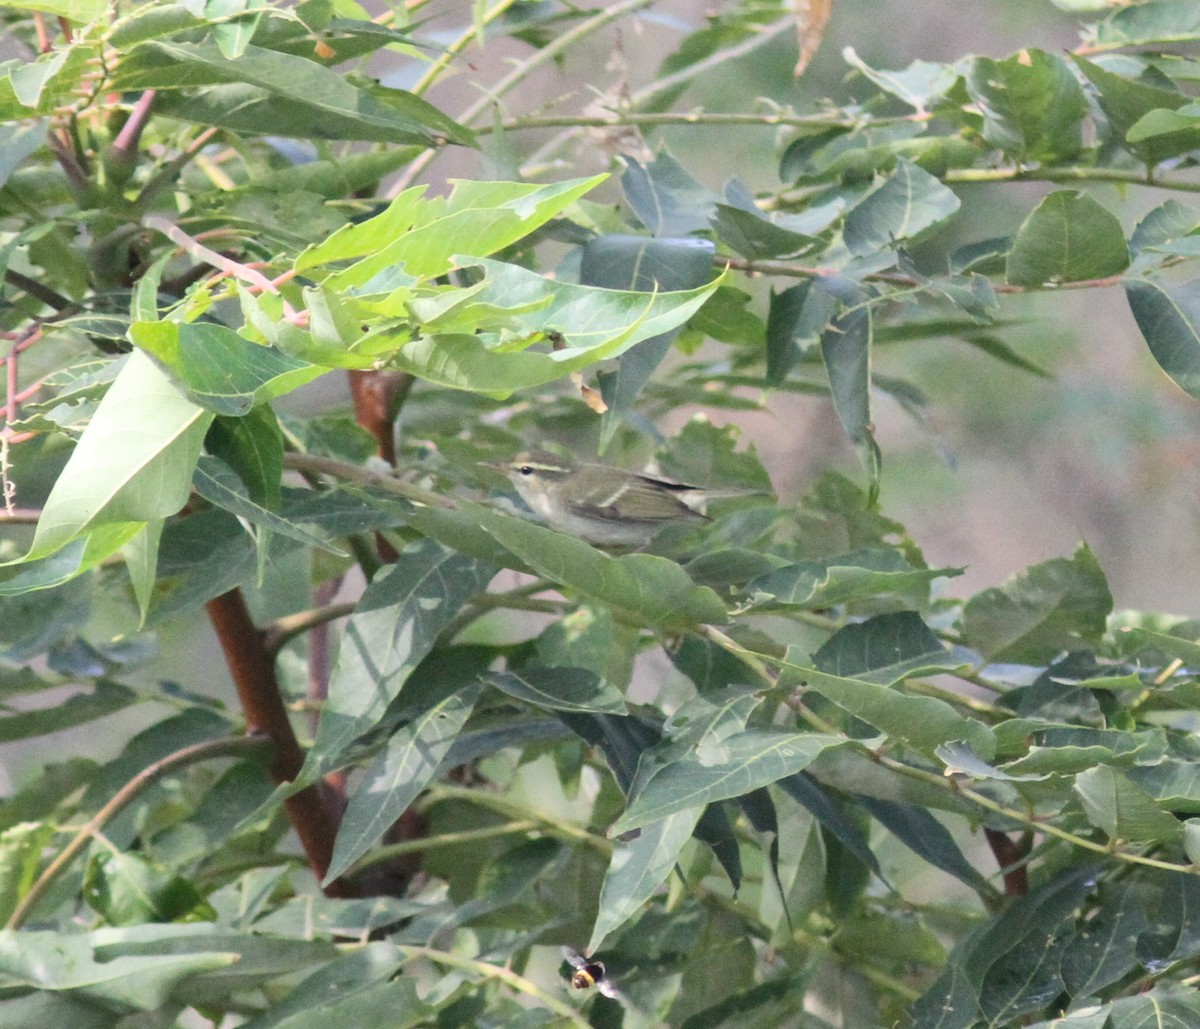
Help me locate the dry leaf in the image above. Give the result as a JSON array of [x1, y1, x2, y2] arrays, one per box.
[[794, 0, 833, 76]]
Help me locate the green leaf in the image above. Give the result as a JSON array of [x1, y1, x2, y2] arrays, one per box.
[[484, 668, 628, 714], [966, 50, 1088, 163], [0, 926, 238, 1012], [1059, 886, 1148, 998], [204, 405, 284, 512], [110, 41, 470, 146], [191, 457, 344, 554], [765, 280, 828, 384], [381, 258, 721, 397], [856, 795, 990, 891], [0, 680, 136, 742], [588, 806, 703, 953], [1095, 0, 1200, 47], [842, 47, 962, 111], [1125, 277, 1200, 401], [580, 234, 719, 450], [621, 150, 719, 236], [1, 0, 105, 20], [808, 609, 962, 684], [0, 822, 53, 926], [14, 351, 212, 564], [777, 772, 883, 879], [745, 548, 960, 611], [1071, 55, 1189, 162], [817, 278, 879, 501], [611, 731, 844, 834], [962, 544, 1113, 663], [912, 867, 1097, 1029], [1126, 105, 1200, 165], [307, 539, 498, 775], [710, 204, 819, 260], [462, 499, 728, 629], [305, 176, 604, 282], [1128, 761, 1200, 812], [1106, 987, 1200, 1028], [786, 661, 995, 758], [1006, 191, 1130, 287], [83, 851, 213, 925], [131, 321, 324, 415], [324, 682, 483, 884], [1001, 726, 1164, 777], [1074, 765, 1183, 844], [0, 123, 47, 191], [843, 160, 961, 256]]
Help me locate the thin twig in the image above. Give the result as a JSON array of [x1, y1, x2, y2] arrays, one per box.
[[281, 451, 455, 509], [7, 736, 271, 929]]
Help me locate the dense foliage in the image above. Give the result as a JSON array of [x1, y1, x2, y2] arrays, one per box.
[[5, 1, 1200, 1026]]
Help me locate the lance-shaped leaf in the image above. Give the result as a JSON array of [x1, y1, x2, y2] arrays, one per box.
[[110, 41, 470, 146], [962, 544, 1112, 663], [484, 667, 628, 715], [131, 321, 324, 415], [745, 547, 960, 611], [303, 176, 604, 282], [786, 660, 995, 758], [588, 805, 703, 954], [621, 150, 719, 237], [462, 499, 728, 629], [817, 277, 880, 501], [191, 457, 343, 554], [16, 351, 212, 564], [1126, 277, 1200, 401], [385, 259, 722, 397], [306, 539, 497, 776], [324, 682, 484, 884], [1059, 886, 1148, 998], [579, 234, 718, 449], [611, 730, 844, 835], [0, 926, 240, 1012]]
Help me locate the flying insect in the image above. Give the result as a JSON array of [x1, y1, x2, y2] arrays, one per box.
[[563, 948, 620, 999]]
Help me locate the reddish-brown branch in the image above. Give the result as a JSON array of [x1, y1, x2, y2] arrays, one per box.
[[347, 370, 412, 466], [112, 90, 156, 157], [984, 827, 1030, 897], [347, 369, 413, 562], [205, 588, 355, 896]]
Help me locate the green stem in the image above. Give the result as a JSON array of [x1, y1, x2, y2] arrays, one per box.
[[392, 0, 659, 192], [408, 0, 524, 98], [523, 15, 797, 171], [352, 819, 541, 872], [263, 601, 358, 659], [944, 164, 1200, 193], [882, 755, 1196, 876], [395, 944, 590, 1025], [7, 735, 271, 929], [280, 451, 455, 509], [706, 630, 1199, 877], [479, 109, 913, 135], [422, 784, 612, 856]]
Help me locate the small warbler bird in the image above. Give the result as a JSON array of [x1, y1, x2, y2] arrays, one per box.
[[491, 451, 732, 546]]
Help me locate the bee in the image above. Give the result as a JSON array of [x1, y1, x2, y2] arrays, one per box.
[[563, 947, 620, 999]]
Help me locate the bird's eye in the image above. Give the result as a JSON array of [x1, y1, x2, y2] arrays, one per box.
[[518, 465, 535, 476]]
